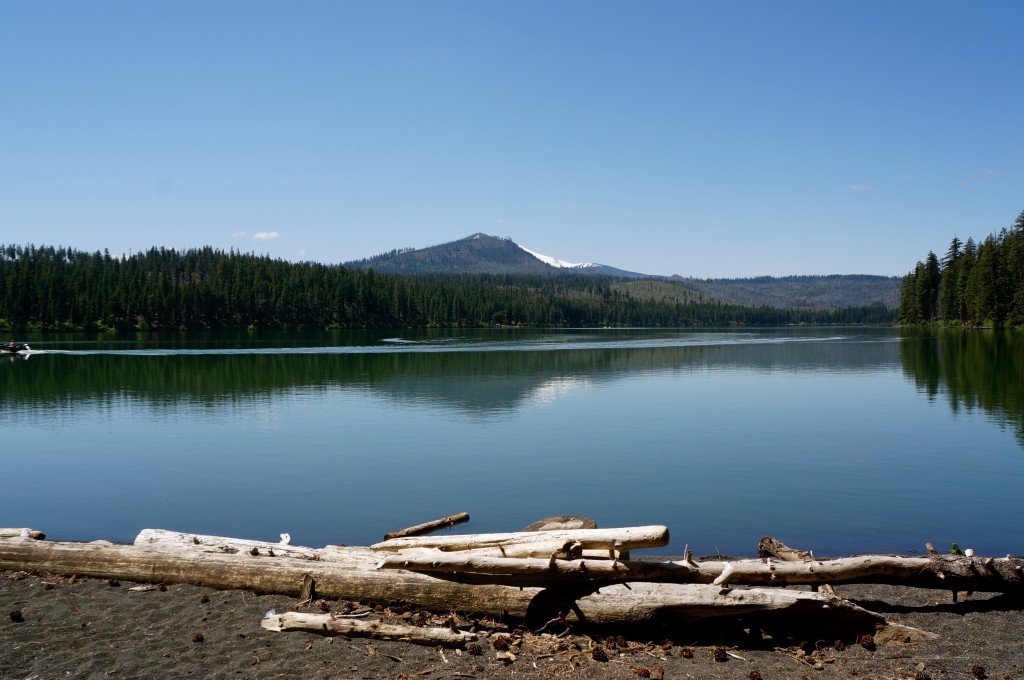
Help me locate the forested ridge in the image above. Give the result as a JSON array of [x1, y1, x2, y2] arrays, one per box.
[[0, 244, 894, 331], [673, 274, 900, 310], [898, 210, 1024, 328]]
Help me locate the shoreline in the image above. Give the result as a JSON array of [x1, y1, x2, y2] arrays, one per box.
[[5, 568, 1024, 679]]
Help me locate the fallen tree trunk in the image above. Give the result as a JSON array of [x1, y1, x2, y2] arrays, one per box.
[[377, 548, 1024, 593], [261, 612, 478, 646]]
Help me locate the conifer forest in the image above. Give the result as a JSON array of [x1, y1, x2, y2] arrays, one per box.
[[0, 245, 892, 331]]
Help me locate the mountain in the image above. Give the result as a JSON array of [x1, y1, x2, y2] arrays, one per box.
[[345, 233, 645, 277], [345, 234, 900, 309]]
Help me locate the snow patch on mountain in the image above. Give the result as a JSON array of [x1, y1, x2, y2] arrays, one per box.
[[519, 244, 597, 270]]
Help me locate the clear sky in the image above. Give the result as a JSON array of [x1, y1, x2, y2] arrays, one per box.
[[2, 2, 1022, 278]]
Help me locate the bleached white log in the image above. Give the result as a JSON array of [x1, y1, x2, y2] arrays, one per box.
[[260, 612, 477, 646], [371, 525, 669, 555], [374, 544, 631, 560], [375, 548, 1024, 593], [135, 528, 323, 561]]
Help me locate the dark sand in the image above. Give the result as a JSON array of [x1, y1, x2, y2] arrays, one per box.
[[4, 569, 1024, 679]]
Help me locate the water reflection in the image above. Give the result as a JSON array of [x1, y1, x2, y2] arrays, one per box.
[[1, 330, 902, 418], [900, 329, 1024, 446], [6, 329, 1019, 433]]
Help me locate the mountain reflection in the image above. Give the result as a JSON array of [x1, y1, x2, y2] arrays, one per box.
[[1, 330, 903, 418]]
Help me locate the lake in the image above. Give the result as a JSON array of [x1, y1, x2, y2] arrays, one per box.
[[2, 327, 1022, 558]]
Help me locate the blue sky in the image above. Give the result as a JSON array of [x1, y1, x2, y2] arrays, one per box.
[[2, 2, 1022, 278]]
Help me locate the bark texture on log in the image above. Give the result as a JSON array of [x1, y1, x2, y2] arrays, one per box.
[[298, 574, 315, 603], [261, 613, 478, 646]]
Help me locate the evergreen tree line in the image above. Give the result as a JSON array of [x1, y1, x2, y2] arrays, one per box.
[[898, 210, 1024, 328], [1, 244, 893, 331]]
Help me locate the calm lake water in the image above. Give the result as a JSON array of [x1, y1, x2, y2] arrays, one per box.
[[3, 327, 1022, 557]]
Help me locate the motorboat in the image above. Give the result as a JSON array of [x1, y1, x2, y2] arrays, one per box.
[[2, 341, 30, 354]]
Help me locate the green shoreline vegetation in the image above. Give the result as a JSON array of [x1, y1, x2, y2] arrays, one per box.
[[0, 244, 892, 332], [898, 210, 1024, 329]]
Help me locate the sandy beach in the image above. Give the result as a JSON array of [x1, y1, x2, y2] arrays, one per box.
[[4, 567, 1024, 680]]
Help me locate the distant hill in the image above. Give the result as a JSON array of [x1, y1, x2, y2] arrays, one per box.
[[345, 233, 646, 277], [345, 234, 900, 310], [345, 234, 556, 275], [672, 275, 901, 310]]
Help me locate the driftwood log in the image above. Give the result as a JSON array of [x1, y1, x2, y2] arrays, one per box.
[[371, 525, 669, 559], [135, 529, 322, 560], [378, 549, 1024, 594], [261, 613, 478, 646], [382, 513, 470, 540]]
